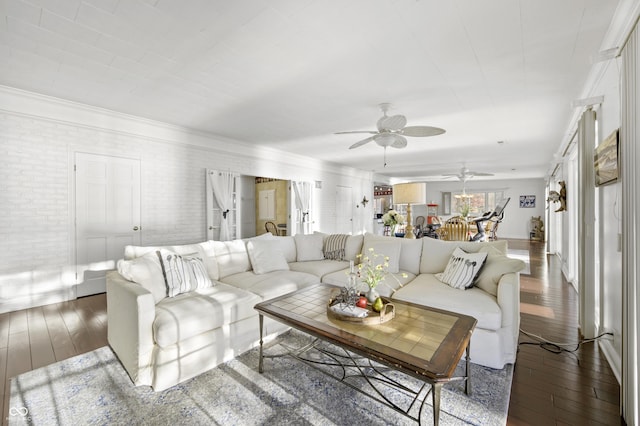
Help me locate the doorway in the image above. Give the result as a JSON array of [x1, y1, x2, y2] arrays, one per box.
[[75, 152, 141, 297], [335, 185, 353, 234]]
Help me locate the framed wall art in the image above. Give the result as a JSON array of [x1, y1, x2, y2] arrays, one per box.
[[594, 129, 619, 187], [519, 195, 536, 208]]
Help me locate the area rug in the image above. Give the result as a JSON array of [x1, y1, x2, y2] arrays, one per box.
[[10, 330, 513, 425], [507, 249, 531, 275]]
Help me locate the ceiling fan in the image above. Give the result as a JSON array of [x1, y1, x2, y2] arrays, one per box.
[[335, 103, 445, 165], [444, 165, 494, 182]]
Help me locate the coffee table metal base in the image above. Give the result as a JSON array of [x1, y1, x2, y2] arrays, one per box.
[[258, 315, 471, 425]]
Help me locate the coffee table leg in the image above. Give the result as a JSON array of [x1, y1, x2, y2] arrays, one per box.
[[258, 314, 264, 373], [465, 341, 471, 395], [432, 382, 442, 426]]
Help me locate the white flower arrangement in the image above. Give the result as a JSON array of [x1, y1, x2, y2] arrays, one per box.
[[382, 210, 405, 226], [356, 248, 409, 293]]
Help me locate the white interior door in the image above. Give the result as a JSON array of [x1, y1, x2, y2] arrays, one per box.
[[75, 153, 141, 297], [335, 185, 353, 234]]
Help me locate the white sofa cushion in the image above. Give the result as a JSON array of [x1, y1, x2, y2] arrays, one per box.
[[435, 247, 487, 290], [397, 238, 423, 275], [393, 274, 502, 331], [197, 241, 220, 280], [289, 260, 349, 278], [295, 233, 325, 261], [420, 238, 508, 274], [153, 284, 261, 348], [247, 239, 290, 274], [117, 252, 167, 303], [362, 234, 401, 273], [476, 245, 526, 296], [219, 270, 318, 301], [345, 234, 364, 262], [213, 239, 251, 279], [270, 236, 297, 263], [124, 242, 219, 281]]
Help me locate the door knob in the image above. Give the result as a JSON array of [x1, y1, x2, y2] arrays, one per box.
[[133, 226, 139, 231], [209, 226, 214, 230]]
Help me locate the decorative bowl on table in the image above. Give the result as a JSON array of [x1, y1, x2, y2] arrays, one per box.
[[327, 293, 395, 325]]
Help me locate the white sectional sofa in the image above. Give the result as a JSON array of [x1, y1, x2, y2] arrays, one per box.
[[107, 232, 524, 391]]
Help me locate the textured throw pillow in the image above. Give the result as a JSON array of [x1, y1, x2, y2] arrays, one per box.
[[117, 252, 167, 304], [156, 249, 212, 298], [436, 247, 487, 290], [475, 245, 526, 296], [323, 234, 350, 260], [247, 240, 290, 274], [295, 233, 325, 261]]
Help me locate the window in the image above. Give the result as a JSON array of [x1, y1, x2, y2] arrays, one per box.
[[452, 191, 504, 217]]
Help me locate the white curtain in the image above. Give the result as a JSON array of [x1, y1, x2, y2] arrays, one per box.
[[209, 171, 234, 241], [293, 181, 311, 234], [622, 23, 640, 426]]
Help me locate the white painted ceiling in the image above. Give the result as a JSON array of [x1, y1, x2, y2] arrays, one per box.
[[0, 0, 624, 181]]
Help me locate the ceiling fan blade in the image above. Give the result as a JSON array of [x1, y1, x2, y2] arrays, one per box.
[[391, 135, 407, 149], [401, 126, 446, 137], [470, 172, 494, 176], [377, 114, 407, 131], [349, 136, 375, 149], [334, 130, 377, 135]]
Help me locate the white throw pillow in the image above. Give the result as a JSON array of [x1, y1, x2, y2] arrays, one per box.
[[117, 252, 167, 303], [156, 249, 212, 297], [247, 240, 290, 274], [295, 233, 325, 261], [436, 247, 487, 290], [475, 245, 526, 296], [362, 238, 401, 273]]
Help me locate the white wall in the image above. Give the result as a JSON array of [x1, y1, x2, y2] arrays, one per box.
[[594, 59, 623, 380], [545, 55, 623, 381], [0, 87, 373, 313], [412, 178, 546, 240]]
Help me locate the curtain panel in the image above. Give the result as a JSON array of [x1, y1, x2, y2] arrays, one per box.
[[209, 171, 235, 241], [293, 181, 312, 234]]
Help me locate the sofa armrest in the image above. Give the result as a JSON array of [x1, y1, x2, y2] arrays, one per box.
[[496, 272, 521, 355], [106, 270, 156, 387], [497, 272, 520, 327]]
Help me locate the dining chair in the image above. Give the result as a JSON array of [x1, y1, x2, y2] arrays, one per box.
[[265, 221, 278, 235]]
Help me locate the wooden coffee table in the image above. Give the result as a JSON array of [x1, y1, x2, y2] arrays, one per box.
[[254, 284, 477, 425]]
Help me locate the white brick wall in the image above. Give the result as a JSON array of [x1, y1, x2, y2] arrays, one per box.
[[0, 93, 373, 313]]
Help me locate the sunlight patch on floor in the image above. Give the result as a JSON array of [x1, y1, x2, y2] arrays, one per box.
[[520, 302, 555, 319]]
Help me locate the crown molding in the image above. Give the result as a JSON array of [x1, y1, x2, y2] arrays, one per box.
[[0, 85, 371, 181]]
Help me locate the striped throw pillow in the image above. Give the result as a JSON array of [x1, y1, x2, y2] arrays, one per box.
[[323, 234, 350, 260]]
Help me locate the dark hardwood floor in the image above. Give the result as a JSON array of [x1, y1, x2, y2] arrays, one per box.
[[0, 239, 622, 425], [507, 239, 622, 425]]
